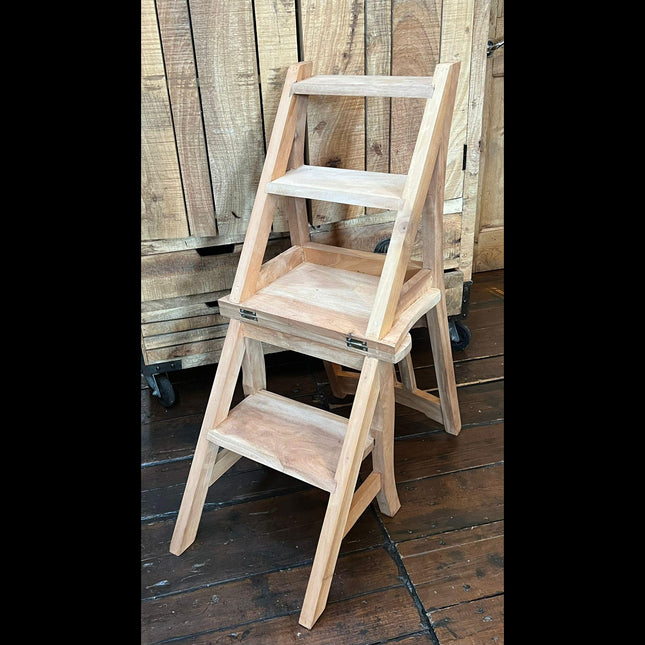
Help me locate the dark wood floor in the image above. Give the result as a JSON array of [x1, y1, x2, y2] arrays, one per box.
[[141, 269, 504, 644]]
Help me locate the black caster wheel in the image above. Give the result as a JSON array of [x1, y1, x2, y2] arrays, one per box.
[[146, 372, 177, 407], [449, 320, 471, 351], [374, 238, 390, 254]]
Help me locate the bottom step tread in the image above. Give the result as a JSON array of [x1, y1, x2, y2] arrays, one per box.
[[207, 390, 373, 493]]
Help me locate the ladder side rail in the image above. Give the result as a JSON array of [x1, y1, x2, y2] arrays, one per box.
[[422, 73, 457, 288], [283, 81, 311, 246], [229, 61, 312, 304], [365, 62, 461, 341]]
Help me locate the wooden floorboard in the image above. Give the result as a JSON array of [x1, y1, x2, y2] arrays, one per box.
[[141, 269, 504, 644]]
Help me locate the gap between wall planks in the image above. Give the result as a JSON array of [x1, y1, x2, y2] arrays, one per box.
[[142, 0, 489, 271]]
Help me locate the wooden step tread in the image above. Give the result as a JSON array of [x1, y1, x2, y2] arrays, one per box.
[[292, 75, 435, 99], [219, 258, 441, 362], [266, 165, 407, 210], [207, 390, 374, 493]]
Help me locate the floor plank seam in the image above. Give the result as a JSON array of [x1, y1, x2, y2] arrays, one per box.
[[410, 350, 505, 371], [141, 481, 315, 523], [142, 455, 193, 469], [395, 459, 505, 486], [369, 505, 441, 645], [426, 590, 505, 618], [394, 418, 504, 442], [391, 514, 503, 548], [145, 582, 408, 644], [142, 542, 391, 602]]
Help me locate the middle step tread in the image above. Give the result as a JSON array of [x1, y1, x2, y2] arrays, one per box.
[[266, 165, 407, 210], [207, 390, 374, 493]]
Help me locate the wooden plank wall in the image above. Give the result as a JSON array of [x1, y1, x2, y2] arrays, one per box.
[[141, 0, 492, 368], [474, 0, 503, 272], [141, 0, 489, 251]]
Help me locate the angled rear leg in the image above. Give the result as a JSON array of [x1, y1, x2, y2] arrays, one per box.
[[426, 297, 461, 435]]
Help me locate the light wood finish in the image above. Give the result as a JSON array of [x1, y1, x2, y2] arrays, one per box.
[[342, 471, 382, 539], [474, 0, 504, 272], [141, 0, 188, 241], [155, 0, 216, 238], [219, 261, 439, 363], [142, 2, 495, 372], [299, 0, 366, 226], [426, 295, 461, 435], [281, 85, 310, 242], [318, 359, 445, 425], [170, 63, 463, 632], [366, 62, 460, 342], [229, 61, 312, 304], [253, 0, 299, 145], [323, 361, 351, 399], [242, 322, 367, 371], [365, 0, 392, 212], [394, 382, 444, 424], [292, 75, 435, 98], [398, 353, 417, 391], [371, 362, 400, 517], [255, 244, 304, 292], [241, 337, 266, 395], [207, 448, 242, 487], [267, 165, 407, 211], [169, 318, 246, 556], [207, 390, 374, 493], [299, 357, 381, 629], [302, 242, 422, 279], [189, 0, 264, 241]]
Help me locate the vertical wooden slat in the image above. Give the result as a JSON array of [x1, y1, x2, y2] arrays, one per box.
[[439, 0, 475, 201], [253, 0, 300, 234], [155, 0, 217, 238], [190, 0, 265, 242], [390, 0, 442, 175], [254, 0, 300, 143], [141, 0, 189, 241], [300, 0, 366, 226], [464, 0, 493, 279], [365, 0, 392, 215]]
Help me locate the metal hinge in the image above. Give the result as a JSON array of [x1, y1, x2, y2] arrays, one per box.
[[487, 39, 504, 57], [239, 308, 258, 321], [346, 335, 368, 351]]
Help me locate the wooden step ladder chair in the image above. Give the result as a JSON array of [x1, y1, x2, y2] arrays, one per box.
[[169, 60, 462, 629]]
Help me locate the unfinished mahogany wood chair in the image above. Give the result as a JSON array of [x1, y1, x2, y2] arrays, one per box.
[[170, 60, 461, 629]]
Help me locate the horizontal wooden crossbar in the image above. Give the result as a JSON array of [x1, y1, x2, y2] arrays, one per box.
[[342, 471, 382, 539], [208, 448, 242, 487], [292, 75, 435, 99]]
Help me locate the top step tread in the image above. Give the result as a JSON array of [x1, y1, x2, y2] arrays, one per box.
[[292, 75, 435, 99]]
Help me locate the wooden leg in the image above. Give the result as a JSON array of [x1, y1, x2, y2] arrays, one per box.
[[170, 320, 246, 556], [299, 357, 381, 629], [242, 336, 266, 395], [322, 361, 347, 399], [426, 298, 461, 435], [371, 363, 401, 516], [397, 353, 417, 391]]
